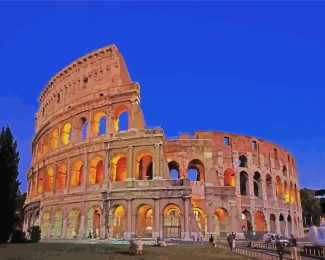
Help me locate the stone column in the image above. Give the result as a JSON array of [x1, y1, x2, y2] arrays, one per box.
[[184, 197, 190, 240], [87, 110, 93, 139], [154, 143, 162, 179], [83, 153, 89, 190], [125, 199, 132, 240], [62, 210, 68, 239], [65, 157, 72, 194], [127, 146, 134, 180], [100, 208, 106, 239], [103, 151, 110, 189], [153, 198, 160, 239], [78, 206, 87, 239], [53, 163, 58, 194]]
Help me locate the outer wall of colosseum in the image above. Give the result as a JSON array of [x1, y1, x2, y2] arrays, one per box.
[[23, 44, 303, 241]]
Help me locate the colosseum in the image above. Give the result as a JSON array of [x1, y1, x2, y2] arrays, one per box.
[[23, 44, 303, 241]]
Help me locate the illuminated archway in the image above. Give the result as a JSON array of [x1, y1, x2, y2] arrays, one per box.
[[276, 176, 282, 198], [41, 212, 50, 238], [87, 207, 101, 238], [110, 154, 127, 182], [193, 207, 207, 236], [163, 204, 181, 238], [43, 134, 49, 154], [136, 204, 153, 238], [284, 180, 290, 203], [89, 156, 104, 185], [37, 171, 45, 194], [32, 175, 37, 196], [241, 210, 253, 232], [67, 209, 81, 238], [265, 174, 273, 199], [255, 211, 266, 232], [55, 164, 67, 190], [224, 168, 235, 187], [188, 159, 205, 181], [50, 128, 59, 150], [108, 205, 125, 239], [114, 105, 129, 132], [214, 208, 229, 237], [71, 161, 83, 187], [92, 112, 106, 137], [52, 209, 63, 238], [45, 168, 54, 192], [62, 123, 72, 145], [135, 151, 153, 180]]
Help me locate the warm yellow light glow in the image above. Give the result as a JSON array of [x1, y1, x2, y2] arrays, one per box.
[[92, 112, 106, 137], [56, 164, 67, 190], [224, 168, 235, 187], [255, 211, 266, 232], [290, 182, 295, 204], [113, 105, 129, 132], [37, 171, 44, 194], [284, 181, 290, 203], [71, 161, 83, 187], [67, 209, 81, 238], [135, 151, 153, 180], [110, 153, 127, 182], [62, 123, 72, 145], [276, 176, 282, 196], [46, 168, 54, 192], [43, 134, 49, 154], [50, 128, 59, 150], [89, 156, 104, 185]]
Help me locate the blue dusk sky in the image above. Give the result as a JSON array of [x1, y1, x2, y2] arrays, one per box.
[[0, 2, 324, 192]]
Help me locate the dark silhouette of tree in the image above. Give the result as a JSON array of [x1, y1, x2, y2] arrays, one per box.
[[300, 188, 322, 226], [0, 126, 20, 243]]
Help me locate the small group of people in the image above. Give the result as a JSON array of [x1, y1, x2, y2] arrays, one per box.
[[227, 232, 236, 251], [275, 234, 301, 260]]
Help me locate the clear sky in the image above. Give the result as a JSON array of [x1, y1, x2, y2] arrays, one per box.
[[0, 2, 324, 192]]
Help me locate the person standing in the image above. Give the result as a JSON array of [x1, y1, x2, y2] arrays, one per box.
[[289, 234, 301, 260], [231, 232, 236, 250], [227, 234, 233, 251]]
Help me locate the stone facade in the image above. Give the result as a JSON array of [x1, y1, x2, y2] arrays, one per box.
[[23, 44, 303, 241]]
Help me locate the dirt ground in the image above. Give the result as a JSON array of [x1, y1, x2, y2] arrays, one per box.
[[0, 243, 253, 260]]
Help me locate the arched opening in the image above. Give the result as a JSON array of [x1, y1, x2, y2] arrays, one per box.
[[224, 168, 235, 187], [92, 112, 107, 137], [287, 215, 292, 236], [136, 151, 153, 180], [37, 171, 45, 194], [276, 176, 282, 198], [241, 210, 253, 232], [188, 159, 205, 181], [43, 134, 49, 154], [193, 207, 207, 236], [282, 166, 288, 177], [50, 128, 59, 150], [255, 211, 266, 232], [62, 123, 72, 145], [36, 138, 42, 159], [163, 204, 181, 238], [290, 182, 295, 204], [253, 172, 262, 198], [136, 204, 153, 238], [240, 171, 249, 196], [81, 117, 88, 140], [168, 161, 180, 180], [45, 168, 54, 192], [41, 212, 50, 238], [87, 207, 101, 238], [214, 208, 229, 237], [31, 175, 37, 196], [279, 214, 286, 236], [265, 174, 273, 199], [284, 180, 290, 203], [52, 209, 63, 238], [55, 164, 67, 190], [89, 156, 104, 185], [110, 154, 127, 182], [70, 161, 83, 187], [108, 205, 125, 239], [67, 209, 81, 239], [238, 155, 247, 167], [114, 107, 129, 133], [270, 214, 276, 233]]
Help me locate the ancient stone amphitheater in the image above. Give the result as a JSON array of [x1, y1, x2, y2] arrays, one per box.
[[23, 44, 303, 241]]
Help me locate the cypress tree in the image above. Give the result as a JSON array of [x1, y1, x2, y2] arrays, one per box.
[[0, 126, 20, 243]]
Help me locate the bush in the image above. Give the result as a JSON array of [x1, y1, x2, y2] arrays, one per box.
[[27, 226, 41, 243], [11, 229, 26, 243]]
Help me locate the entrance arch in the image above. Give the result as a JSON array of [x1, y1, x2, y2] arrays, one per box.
[[67, 209, 81, 238], [136, 204, 153, 238], [136, 151, 153, 180], [163, 204, 181, 238], [241, 210, 253, 232], [214, 208, 229, 237], [270, 214, 276, 233], [41, 212, 50, 238], [193, 207, 207, 236], [110, 154, 127, 182], [108, 205, 125, 239], [224, 168, 235, 187], [255, 211, 266, 232], [52, 209, 63, 238], [279, 214, 286, 236], [87, 207, 102, 238]]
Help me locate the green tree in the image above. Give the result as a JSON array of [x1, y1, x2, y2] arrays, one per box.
[[0, 126, 20, 243], [300, 188, 322, 226]]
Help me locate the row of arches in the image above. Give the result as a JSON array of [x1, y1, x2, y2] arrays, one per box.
[[168, 160, 205, 181], [34, 107, 130, 160], [29, 151, 155, 196], [223, 168, 299, 205]]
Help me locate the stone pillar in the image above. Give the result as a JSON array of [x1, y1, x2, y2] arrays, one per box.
[[53, 163, 58, 194], [184, 197, 190, 240], [103, 151, 109, 189], [154, 143, 162, 179], [62, 210, 68, 239], [83, 153, 89, 190], [127, 146, 134, 180], [125, 199, 132, 240], [251, 210, 256, 232], [65, 157, 72, 194], [100, 209, 106, 239], [78, 206, 86, 239], [276, 214, 281, 235], [87, 110, 93, 138], [153, 198, 160, 239]]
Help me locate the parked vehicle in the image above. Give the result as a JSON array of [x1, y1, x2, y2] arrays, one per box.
[[263, 233, 289, 247]]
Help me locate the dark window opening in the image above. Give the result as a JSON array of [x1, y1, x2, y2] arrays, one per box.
[[224, 137, 230, 146]]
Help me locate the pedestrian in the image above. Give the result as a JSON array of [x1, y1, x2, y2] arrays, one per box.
[[231, 232, 236, 250], [209, 234, 214, 244], [275, 235, 284, 260], [227, 234, 233, 252], [289, 234, 301, 260]]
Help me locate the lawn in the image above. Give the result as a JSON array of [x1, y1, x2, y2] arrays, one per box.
[[0, 243, 253, 260]]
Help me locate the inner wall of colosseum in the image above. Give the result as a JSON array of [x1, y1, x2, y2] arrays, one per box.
[[24, 44, 303, 241]]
